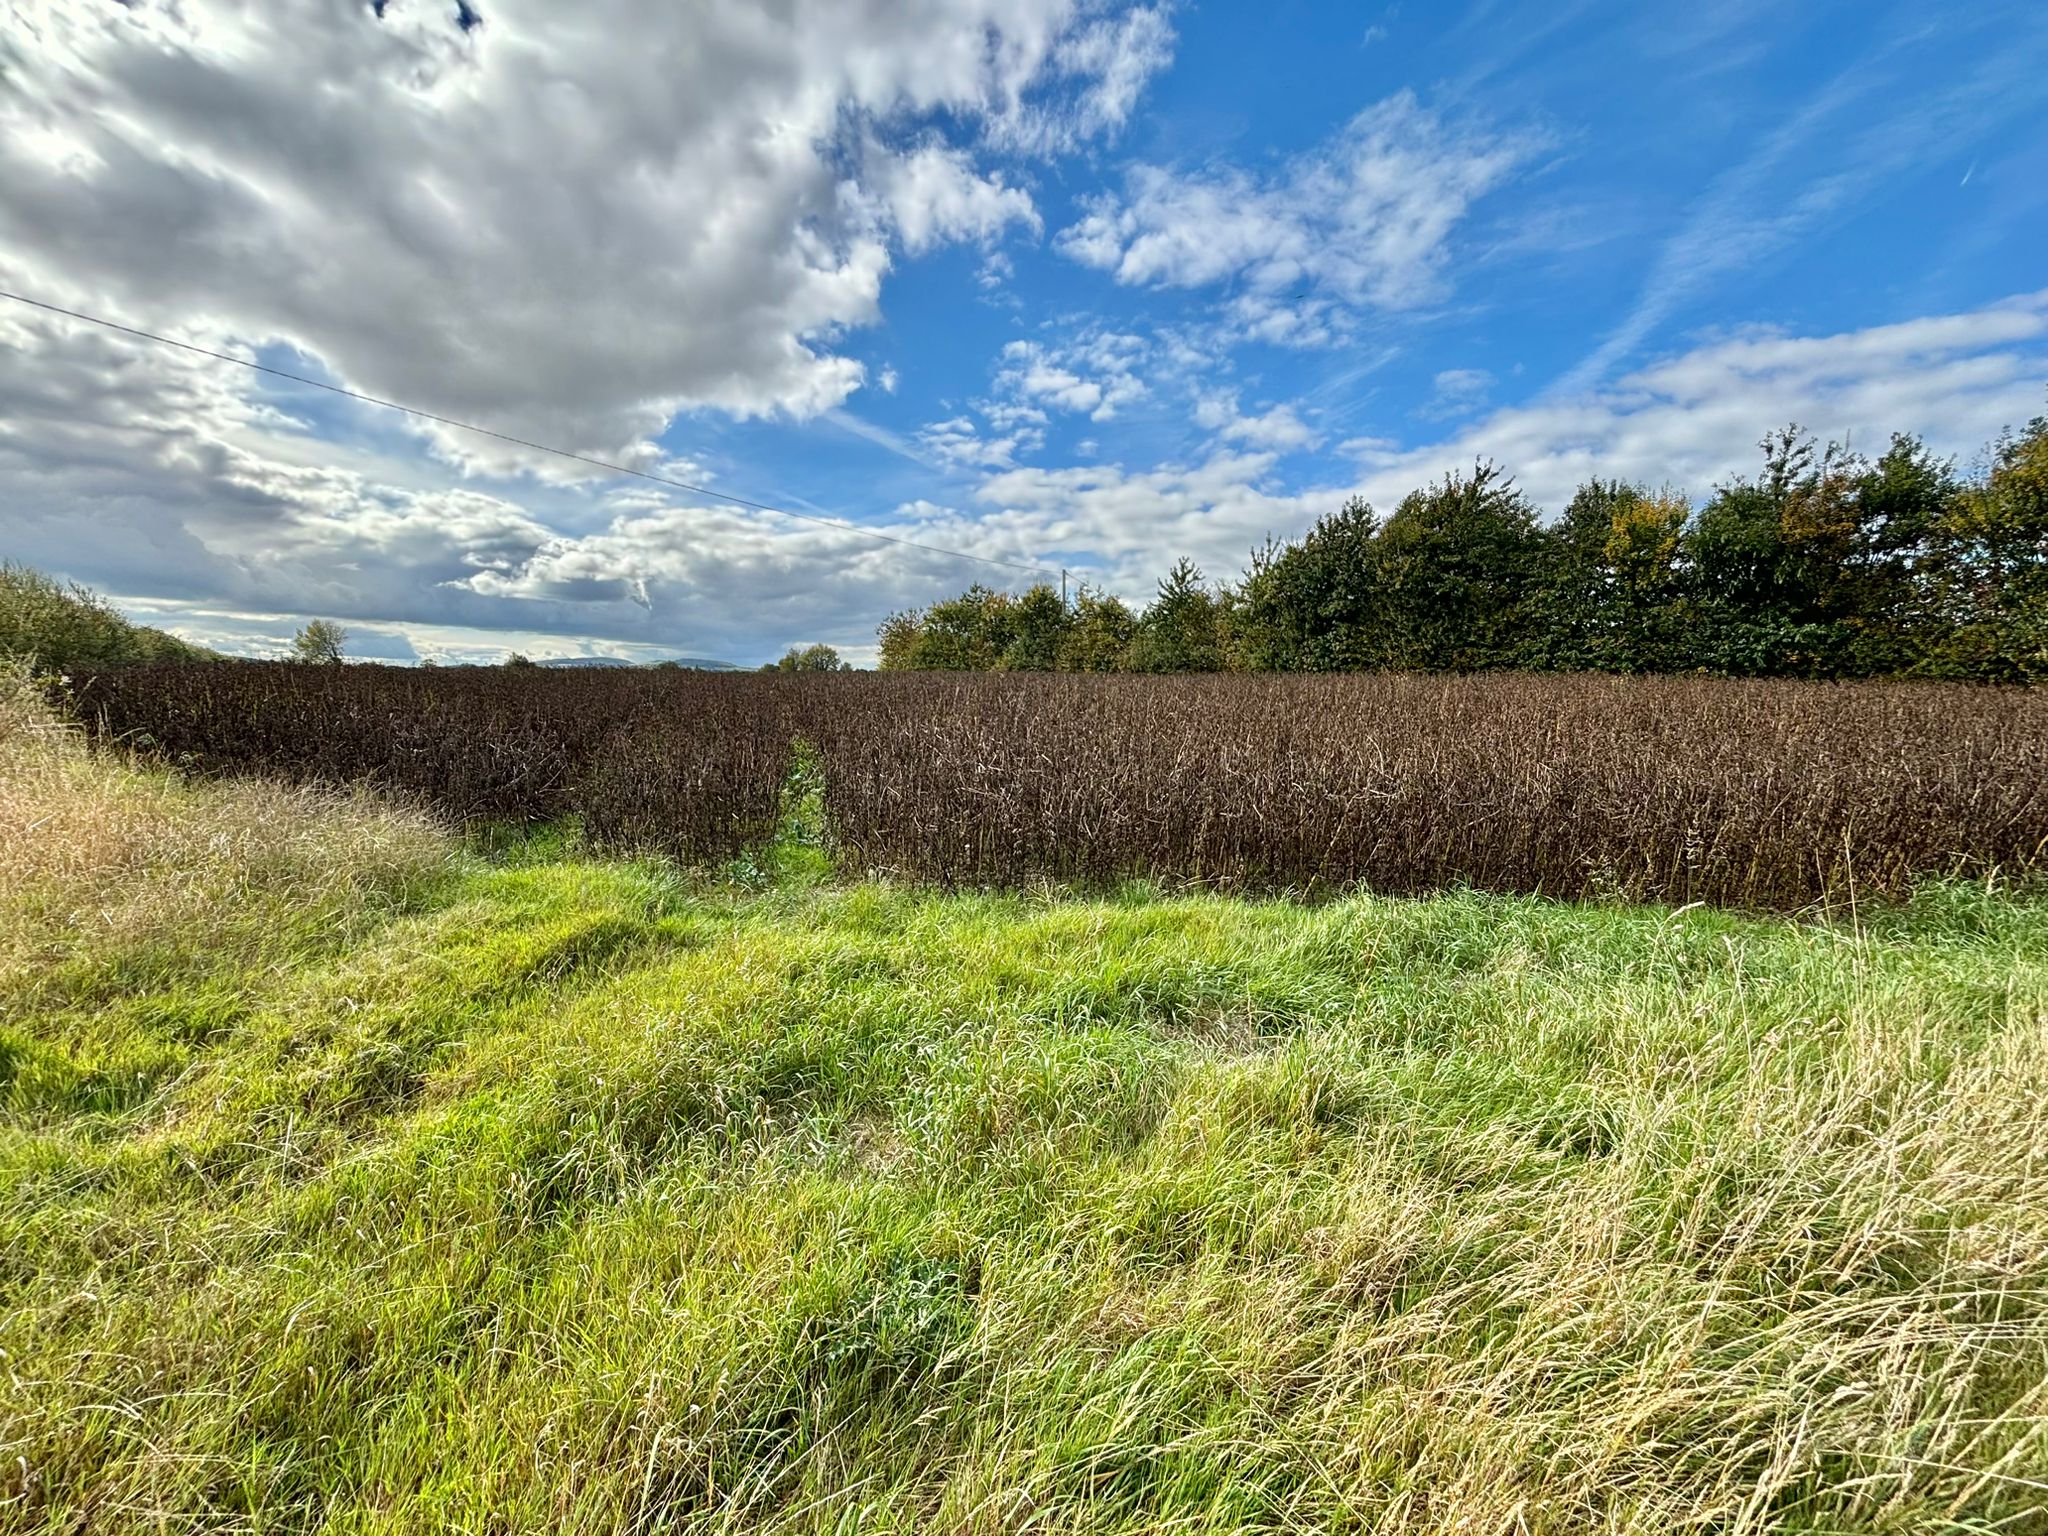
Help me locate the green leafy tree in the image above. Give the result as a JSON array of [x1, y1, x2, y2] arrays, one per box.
[[1931, 414, 2048, 681], [1055, 587, 1139, 672], [764, 643, 851, 673], [1529, 482, 1690, 672], [1839, 433, 1959, 674], [1235, 497, 1381, 671], [503, 652, 538, 669], [0, 562, 216, 671], [875, 585, 1014, 670], [290, 619, 348, 665], [1372, 463, 1544, 671], [999, 584, 1074, 671], [1687, 426, 1942, 677], [856, 413, 2037, 682], [876, 611, 922, 670], [1126, 558, 1226, 673]]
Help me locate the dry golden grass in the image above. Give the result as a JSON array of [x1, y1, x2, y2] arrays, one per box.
[[0, 669, 447, 1001]]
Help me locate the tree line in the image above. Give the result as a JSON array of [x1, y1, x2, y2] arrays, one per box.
[[878, 416, 2048, 682]]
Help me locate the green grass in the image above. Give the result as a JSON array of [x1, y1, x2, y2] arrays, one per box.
[[5, 824, 2048, 1532]]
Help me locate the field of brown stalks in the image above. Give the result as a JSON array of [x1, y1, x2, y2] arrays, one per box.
[[69, 665, 2048, 908]]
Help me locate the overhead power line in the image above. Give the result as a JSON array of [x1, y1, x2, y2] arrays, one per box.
[[0, 287, 1061, 579]]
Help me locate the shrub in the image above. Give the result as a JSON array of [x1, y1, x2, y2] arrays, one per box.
[[0, 562, 214, 672]]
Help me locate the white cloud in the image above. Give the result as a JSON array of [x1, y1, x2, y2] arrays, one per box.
[[995, 331, 1150, 420], [972, 450, 1313, 586], [978, 249, 1018, 290], [864, 141, 1040, 255], [1056, 90, 1534, 337], [918, 413, 1043, 469], [1417, 367, 1494, 420], [988, 4, 1178, 152], [0, 0, 1171, 473], [1349, 293, 2048, 512], [918, 327, 1152, 465], [1193, 391, 1321, 451]]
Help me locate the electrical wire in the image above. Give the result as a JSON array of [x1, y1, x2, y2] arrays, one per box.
[[0, 287, 1062, 579]]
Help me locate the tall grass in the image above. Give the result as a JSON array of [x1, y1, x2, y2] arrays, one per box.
[[0, 667, 447, 1011], [1, 703, 2045, 1530]]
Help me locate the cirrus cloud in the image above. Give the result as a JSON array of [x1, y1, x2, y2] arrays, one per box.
[[1056, 90, 1537, 340]]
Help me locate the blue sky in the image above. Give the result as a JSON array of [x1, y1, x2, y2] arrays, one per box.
[[1, 0, 2045, 664]]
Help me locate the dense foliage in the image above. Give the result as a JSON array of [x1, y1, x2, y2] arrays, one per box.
[[762, 643, 851, 673], [881, 418, 2048, 681], [70, 664, 2048, 910], [0, 562, 216, 671]]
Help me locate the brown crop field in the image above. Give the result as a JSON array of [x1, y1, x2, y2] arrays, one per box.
[[69, 664, 2048, 909]]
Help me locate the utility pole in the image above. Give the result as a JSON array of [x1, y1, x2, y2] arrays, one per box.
[[1061, 566, 1069, 604]]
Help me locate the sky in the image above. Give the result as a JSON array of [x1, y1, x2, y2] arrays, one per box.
[[1, 0, 2045, 667]]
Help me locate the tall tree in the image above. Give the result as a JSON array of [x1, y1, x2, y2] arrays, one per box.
[[1688, 426, 1944, 677], [1529, 481, 1690, 672], [1235, 497, 1381, 671], [1000, 584, 1074, 671], [1840, 433, 1958, 673], [1126, 558, 1226, 673], [1372, 463, 1544, 671], [291, 619, 348, 664], [1931, 414, 2048, 681], [1055, 588, 1139, 672], [875, 585, 1014, 670]]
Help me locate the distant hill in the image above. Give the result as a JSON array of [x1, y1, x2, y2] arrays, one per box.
[[0, 562, 218, 671], [536, 655, 742, 671]]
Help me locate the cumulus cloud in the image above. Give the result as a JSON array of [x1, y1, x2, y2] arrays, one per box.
[[995, 331, 1150, 420], [1193, 392, 1321, 451], [0, 298, 999, 661], [863, 142, 1040, 255], [1056, 90, 1534, 339], [0, 0, 1171, 473]]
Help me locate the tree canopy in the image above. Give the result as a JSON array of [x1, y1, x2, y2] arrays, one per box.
[[877, 415, 2048, 682], [291, 620, 349, 665], [763, 643, 852, 673]]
